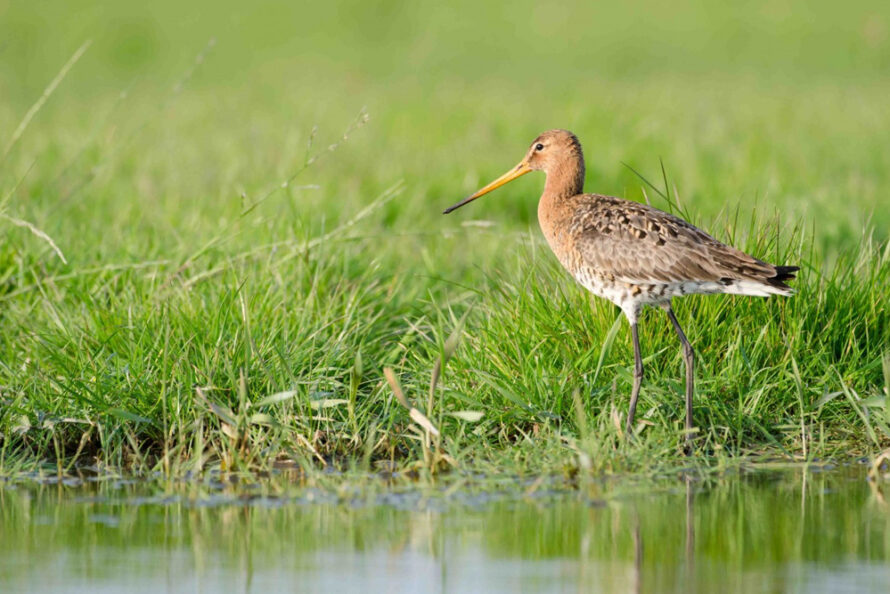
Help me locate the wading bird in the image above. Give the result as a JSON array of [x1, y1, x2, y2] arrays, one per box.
[[443, 130, 797, 446]]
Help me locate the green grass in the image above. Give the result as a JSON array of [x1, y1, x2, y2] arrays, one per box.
[[1, 0, 889, 477]]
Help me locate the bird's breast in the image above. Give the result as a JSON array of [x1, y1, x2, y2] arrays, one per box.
[[537, 195, 581, 275]]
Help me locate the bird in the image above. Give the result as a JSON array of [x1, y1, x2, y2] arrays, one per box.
[[443, 129, 798, 446]]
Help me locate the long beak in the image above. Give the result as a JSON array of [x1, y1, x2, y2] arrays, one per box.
[[443, 161, 532, 214]]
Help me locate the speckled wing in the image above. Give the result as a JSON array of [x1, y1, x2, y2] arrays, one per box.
[[571, 195, 778, 285]]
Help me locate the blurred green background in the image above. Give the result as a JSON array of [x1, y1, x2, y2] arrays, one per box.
[[3, 0, 889, 251]]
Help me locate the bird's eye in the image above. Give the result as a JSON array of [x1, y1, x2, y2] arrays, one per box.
[[535, 143, 544, 151]]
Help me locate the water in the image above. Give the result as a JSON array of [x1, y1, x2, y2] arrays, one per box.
[[2, 466, 889, 593]]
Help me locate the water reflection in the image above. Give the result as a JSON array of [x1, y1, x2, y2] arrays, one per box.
[[1, 467, 888, 593]]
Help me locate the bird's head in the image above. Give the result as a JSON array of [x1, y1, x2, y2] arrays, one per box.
[[443, 129, 584, 214]]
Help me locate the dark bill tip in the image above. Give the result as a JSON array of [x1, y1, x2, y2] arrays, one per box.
[[442, 195, 475, 214]]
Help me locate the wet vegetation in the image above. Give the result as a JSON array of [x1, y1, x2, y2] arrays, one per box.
[[3, 465, 889, 591]]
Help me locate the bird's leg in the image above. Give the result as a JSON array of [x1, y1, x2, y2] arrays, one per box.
[[666, 307, 695, 448], [625, 322, 644, 437]]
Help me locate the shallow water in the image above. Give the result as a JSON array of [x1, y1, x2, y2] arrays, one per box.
[[1, 466, 889, 593]]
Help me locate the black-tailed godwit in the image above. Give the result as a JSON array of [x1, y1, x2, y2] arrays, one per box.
[[444, 129, 798, 446]]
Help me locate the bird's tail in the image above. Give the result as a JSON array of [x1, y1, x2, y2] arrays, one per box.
[[723, 265, 799, 297], [766, 265, 799, 292]]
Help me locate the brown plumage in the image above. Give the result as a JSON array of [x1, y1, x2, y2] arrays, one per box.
[[444, 129, 798, 447]]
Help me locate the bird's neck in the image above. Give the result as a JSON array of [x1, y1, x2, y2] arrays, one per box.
[[542, 154, 585, 200]]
